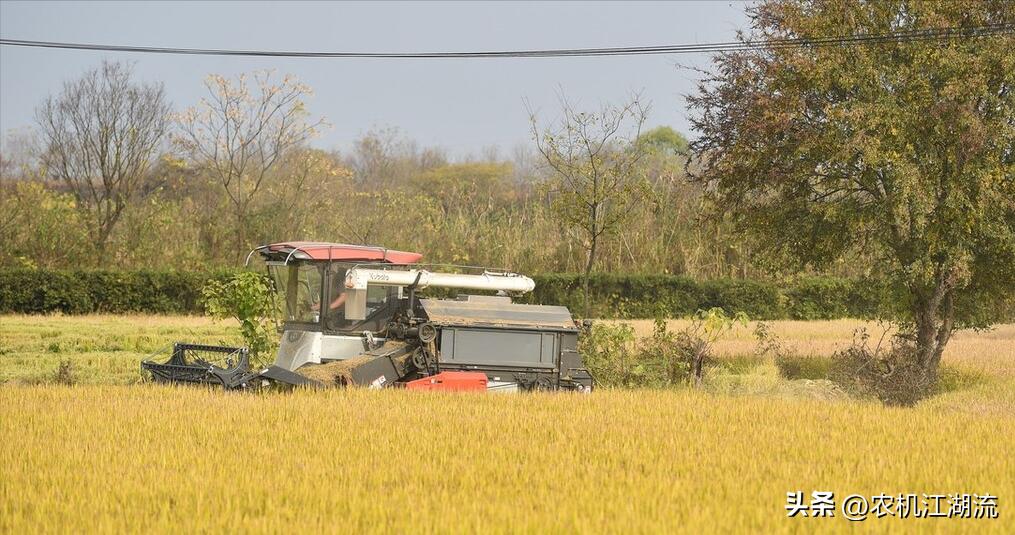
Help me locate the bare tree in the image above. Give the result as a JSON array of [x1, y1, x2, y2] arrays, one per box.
[[0, 127, 42, 182], [35, 61, 170, 257], [346, 127, 446, 189], [175, 71, 326, 260], [0, 127, 42, 245], [530, 94, 650, 313]]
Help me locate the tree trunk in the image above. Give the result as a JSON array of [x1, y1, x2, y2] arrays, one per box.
[[84, 214, 111, 266], [912, 284, 956, 385], [582, 199, 601, 317], [583, 233, 598, 317], [94, 213, 119, 265], [93, 232, 108, 266], [236, 202, 247, 265], [692, 346, 705, 388]]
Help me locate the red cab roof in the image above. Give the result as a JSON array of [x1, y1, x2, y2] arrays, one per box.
[[259, 242, 423, 264]]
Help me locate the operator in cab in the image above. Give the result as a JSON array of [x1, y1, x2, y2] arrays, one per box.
[[313, 264, 349, 329]]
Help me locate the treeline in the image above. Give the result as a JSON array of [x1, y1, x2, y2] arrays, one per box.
[[0, 269, 896, 320], [0, 62, 825, 280], [1, 126, 753, 279]]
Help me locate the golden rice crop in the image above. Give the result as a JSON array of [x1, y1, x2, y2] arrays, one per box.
[[1, 315, 1013, 533], [1, 385, 1012, 534]]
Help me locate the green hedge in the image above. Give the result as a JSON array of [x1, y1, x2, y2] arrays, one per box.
[[0, 269, 882, 320], [521, 273, 880, 319], [0, 270, 232, 315]]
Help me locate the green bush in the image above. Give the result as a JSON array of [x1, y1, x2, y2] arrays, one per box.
[[523, 273, 707, 318], [754, 320, 834, 380], [702, 279, 782, 319], [578, 318, 694, 389], [202, 271, 278, 366], [635, 319, 693, 387], [577, 321, 638, 387], [581, 310, 748, 389], [0, 270, 93, 314]]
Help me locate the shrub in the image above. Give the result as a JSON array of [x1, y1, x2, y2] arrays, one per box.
[[754, 321, 832, 380], [784, 277, 887, 320], [202, 272, 278, 366], [752, 322, 786, 359], [576, 321, 637, 387], [676, 308, 749, 386], [633, 319, 693, 387], [0, 270, 93, 314], [581, 310, 748, 389], [53, 359, 77, 386], [785, 277, 856, 320], [828, 329, 933, 407], [774, 354, 833, 380], [527, 273, 872, 319]]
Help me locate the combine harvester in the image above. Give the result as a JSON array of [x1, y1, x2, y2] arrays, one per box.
[[143, 242, 593, 392]]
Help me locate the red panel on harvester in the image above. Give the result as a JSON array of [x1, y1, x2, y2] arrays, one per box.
[[405, 372, 488, 391], [262, 241, 423, 263]]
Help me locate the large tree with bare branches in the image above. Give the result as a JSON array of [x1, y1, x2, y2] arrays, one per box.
[[36, 61, 170, 258], [530, 95, 650, 312], [175, 71, 326, 260]]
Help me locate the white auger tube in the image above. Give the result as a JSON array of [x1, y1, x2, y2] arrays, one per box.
[[344, 268, 536, 294], [342, 268, 535, 321]]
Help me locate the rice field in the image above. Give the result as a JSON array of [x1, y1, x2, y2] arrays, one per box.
[[0, 314, 243, 385], [1, 315, 1013, 533]]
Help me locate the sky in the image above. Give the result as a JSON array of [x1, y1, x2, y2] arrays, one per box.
[[0, 1, 750, 158]]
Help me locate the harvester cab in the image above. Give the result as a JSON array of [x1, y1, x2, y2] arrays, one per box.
[[256, 242, 424, 371], [142, 241, 593, 392]]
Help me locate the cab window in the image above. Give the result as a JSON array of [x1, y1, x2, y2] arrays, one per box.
[[267, 263, 323, 323], [324, 263, 399, 332]]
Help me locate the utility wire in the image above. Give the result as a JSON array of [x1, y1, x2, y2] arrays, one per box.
[[0, 24, 1012, 59]]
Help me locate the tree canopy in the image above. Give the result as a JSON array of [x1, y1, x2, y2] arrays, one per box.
[[688, 0, 1014, 379], [639, 126, 689, 157]]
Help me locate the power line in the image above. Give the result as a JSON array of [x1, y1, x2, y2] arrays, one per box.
[[0, 24, 1011, 59]]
